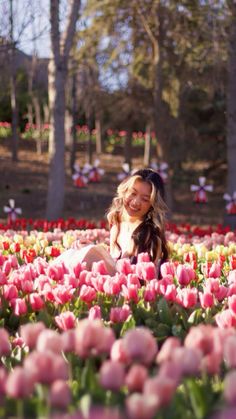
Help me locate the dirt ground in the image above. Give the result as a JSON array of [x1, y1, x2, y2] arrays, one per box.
[[0, 137, 228, 227]]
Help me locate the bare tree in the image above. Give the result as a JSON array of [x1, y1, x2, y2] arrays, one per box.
[[9, 0, 18, 161], [46, 0, 80, 220]]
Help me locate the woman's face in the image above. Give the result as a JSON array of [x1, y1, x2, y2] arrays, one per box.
[[123, 179, 152, 220]]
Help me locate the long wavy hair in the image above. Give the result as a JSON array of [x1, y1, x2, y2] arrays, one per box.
[[107, 168, 169, 263]]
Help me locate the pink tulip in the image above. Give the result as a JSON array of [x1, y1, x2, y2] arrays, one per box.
[[156, 276, 173, 295], [121, 284, 139, 304], [91, 274, 106, 292], [199, 291, 214, 309], [6, 367, 34, 398], [224, 335, 236, 368], [88, 305, 102, 320], [110, 339, 130, 364], [125, 393, 158, 419], [227, 283, 236, 297], [122, 327, 158, 365], [164, 284, 177, 301], [127, 273, 141, 287], [176, 287, 198, 308], [99, 360, 125, 391], [53, 285, 75, 305], [20, 322, 46, 350], [110, 305, 131, 323], [209, 262, 222, 278], [63, 273, 79, 288], [11, 298, 27, 316], [75, 319, 115, 358], [160, 262, 175, 278], [24, 350, 68, 384], [29, 293, 44, 311], [92, 260, 108, 275], [228, 295, 236, 316], [116, 258, 133, 275], [185, 324, 214, 355], [0, 367, 7, 395], [34, 257, 48, 275], [201, 351, 222, 375], [3, 284, 18, 300], [125, 364, 148, 392], [71, 261, 83, 278], [87, 406, 122, 419], [158, 359, 182, 385], [36, 329, 63, 353], [228, 270, 236, 285], [49, 380, 71, 409], [215, 285, 228, 301], [12, 337, 24, 348], [137, 252, 150, 262], [224, 370, 236, 404], [103, 277, 121, 295], [0, 271, 7, 285], [0, 328, 11, 357], [143, 285, 156, 302], [55, 311, 76, 331], [79, 284, 97, 303], [2, 260, 11, 275], [205, 278, 220, 294], [176, 264, 195, 286], [156, 337, 181, 364], [136, 262, 157, 281], [215, 309, 236, 329], [20, 278, 34, 293], [171, 347, 202, 376], [143, 375, 176, 407], [61, 330, 76, 353], [46, 265, 64, 282]]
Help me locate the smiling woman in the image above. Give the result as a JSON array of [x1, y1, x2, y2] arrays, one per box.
[[107, 168, 169, 270], [53, 168, 169, 278]]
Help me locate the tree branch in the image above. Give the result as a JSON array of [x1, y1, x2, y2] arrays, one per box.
[[61, 0, 81, 60]]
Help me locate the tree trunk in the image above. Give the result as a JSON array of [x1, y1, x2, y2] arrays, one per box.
[[87, 112, 93, 165], [65, 109, 72, 148], [70, 71, 77, 174], [33, 96, 42, 155], [9, 0, 18, 162], [95, 116, 102, 155], [46, 58, 66, 219], [143, 123, 152, 166], [225, 2, 236, 228], [46, 0, 80, 219], [124, 128, 132, 169]]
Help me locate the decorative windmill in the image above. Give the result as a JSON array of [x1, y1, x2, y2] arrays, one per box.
[[3, 199, 22, 223], [150, 161, 169, 182], [84, 159, 105, 183], [190, 177, 213, 203], [223, 191, 236, 215], [72, 163, 89, 188], [117, 163, 133, 181]]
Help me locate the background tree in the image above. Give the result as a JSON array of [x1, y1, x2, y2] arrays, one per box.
[[46, 0, 81, 220]]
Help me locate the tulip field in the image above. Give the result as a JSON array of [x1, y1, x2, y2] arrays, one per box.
[[0, 219, 236, 418]]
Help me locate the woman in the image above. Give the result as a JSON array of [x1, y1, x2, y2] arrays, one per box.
[[55, 168, 169, 275], [107, 168, 169, 267]]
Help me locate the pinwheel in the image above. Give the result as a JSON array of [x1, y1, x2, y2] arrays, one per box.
[[223, 191, 236, 215], [84, 159, 105, 183], [117, 163, 133, 181], [190, 177, 213, 203], [150, 161, 169, 182], [3, 199, 22, 222], [72, 163, 89, 188]]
